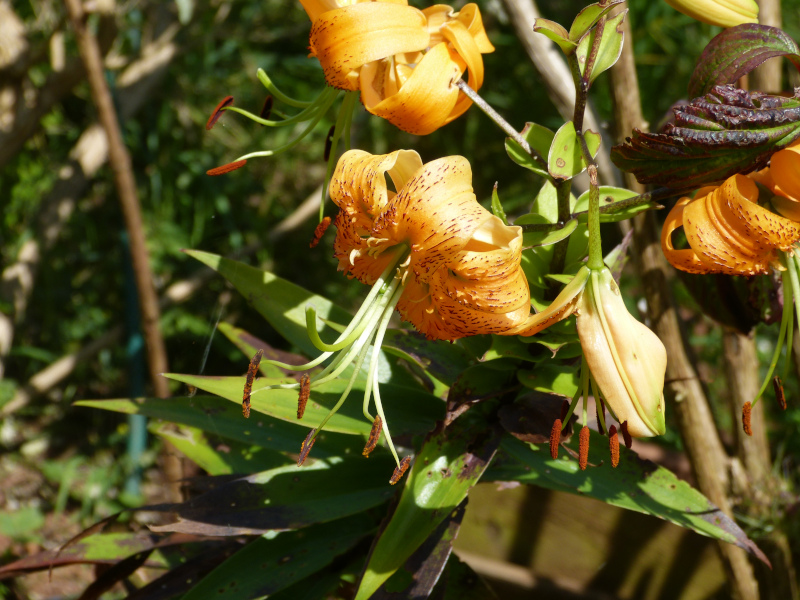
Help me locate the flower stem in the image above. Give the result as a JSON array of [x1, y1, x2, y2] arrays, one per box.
[[455, 80, 547, 170]]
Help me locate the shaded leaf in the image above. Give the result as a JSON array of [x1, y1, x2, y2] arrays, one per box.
[[433, 554, 499, 600], [0, 532, 196, 579], [689, 24, 800, 98], [150, 422, 292, 475], [217, 321, 307, 378], [485, 436, 770, 565], [612, 86, 800, 188], [382, 328, 474, 388], [124, 542, 242, 600], [370, 503, 466, 599], [181, 515, 373, 600], [518, 217, 578, 248], [150, 456, 396, 536], [76, 396, 361, 457], [517, 362, 579, 397], [162, 373, 444, 437], [185, 250, 351, 357], [354, 416, 502, 599], [77, 550, 153, 600], [498, 393, 575, 445]]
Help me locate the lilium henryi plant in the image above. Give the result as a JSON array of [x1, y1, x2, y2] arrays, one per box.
[[243, 149, 533, 482], [302, 0, 494, 135], [661, 170, 800, 433]]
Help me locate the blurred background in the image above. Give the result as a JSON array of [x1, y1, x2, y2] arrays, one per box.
[[1, 0, 799, 598]]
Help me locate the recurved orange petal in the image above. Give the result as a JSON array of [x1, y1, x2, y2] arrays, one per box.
[[310, 3, 429, 90], [361, 42, 461, 135]]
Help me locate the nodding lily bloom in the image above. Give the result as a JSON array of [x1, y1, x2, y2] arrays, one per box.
[[663, 0, 758, 27], [661, 174, 800, 276], [302, 0, 494, 135], [247, 149, 532, 481], [661, 167, 800, 437], [750, 141, 800, 222]]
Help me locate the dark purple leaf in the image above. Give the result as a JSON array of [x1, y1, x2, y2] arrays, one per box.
[[611, 86, 800, 188], [689, 24, 800, 98], [370, 502, 466, 599]]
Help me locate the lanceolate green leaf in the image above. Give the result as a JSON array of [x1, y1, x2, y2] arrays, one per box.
[[185, 250, 350, 357], [568, 0, 625, 42], [485, 436, 770, 565], [181, 515, 374, 600], [612, 86, 800, 188], [504, 122, 554, 178], [162, 373, 445, 437], [548, 121, 601, 180], [689, 24, 800, 98], [150, 458, 396, 536], [75, 396, 360, 457], [575, 10, 626, 85], [354, 417, 502, 599]]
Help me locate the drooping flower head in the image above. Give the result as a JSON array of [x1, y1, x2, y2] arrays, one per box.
[[303, 0, 494, 134], [246, 149, 533, 482], [663, 0, 758, 27], [661, 168, 800, 435], [330, 149, 532, 340], [661, 174, 800, 276]]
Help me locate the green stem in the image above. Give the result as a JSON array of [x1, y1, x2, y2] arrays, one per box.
[[578, 132, 603, 269]]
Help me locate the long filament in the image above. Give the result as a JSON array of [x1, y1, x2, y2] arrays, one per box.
[[257, 68, 313, 108]]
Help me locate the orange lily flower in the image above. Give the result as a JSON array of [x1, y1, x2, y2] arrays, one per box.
[[661, 174, 800, 276], [302, 0, 494, 135], [330, 149, 531, 340], [750, 141, 800, 221]]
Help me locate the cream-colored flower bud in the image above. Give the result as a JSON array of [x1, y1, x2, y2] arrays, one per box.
[[664, 0, 758, 27], [577, 268, 667, 437]]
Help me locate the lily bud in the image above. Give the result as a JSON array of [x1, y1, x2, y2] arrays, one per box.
[[577, 268, 667, 438], [663, 0, 758, 28]]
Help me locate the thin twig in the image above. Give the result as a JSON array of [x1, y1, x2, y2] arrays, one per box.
[[456, 79, 547, 170]]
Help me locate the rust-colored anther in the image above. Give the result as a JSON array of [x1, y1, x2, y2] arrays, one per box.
[[207, 159, 247, 176], [609, 424, 619, 468], [560, 399, 570, 422], [578, 426, 590, 471], [206, 95, 234, 130], [297, 374, 310, 419], [773, 376, 787, 410], [324, 125, 335, 161], [310, 216, 332, 248], [549, 419, 562, 460], [260, 95, 273, 121], [620, 420, 633, 449], [298, 429, 317, 466], [363, 415, 383, 457], [390, 456, 412, 485], [742, 401, 753, 437], [242, 349, 263, 419]]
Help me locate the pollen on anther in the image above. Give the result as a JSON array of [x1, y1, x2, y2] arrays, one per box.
[[549, 419, 562, 460], [620, 421, 632, 449], [363, 415, 382, 457], [742, 401, 753, 436], [242, 349, 263, 419], [390, 456, 412, 485], [298, 429, 317, 466], [207, 160, 247, 176], [579, 426, 590, 471], [206, 95, 234, 130], [773, 376, 786, 410], [609, 425, 619, 468], [310, 217, 332, 248], [297, 374, 310, 419]]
